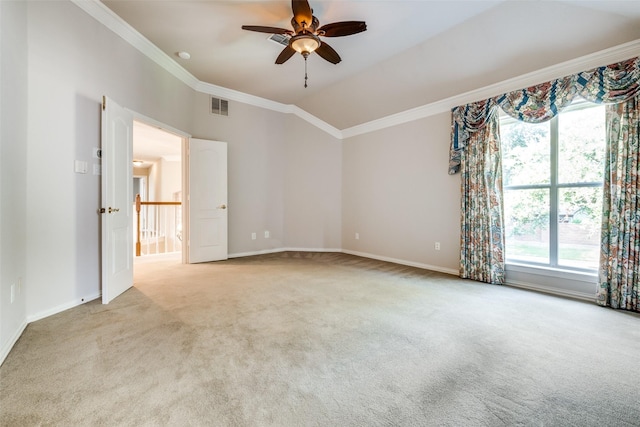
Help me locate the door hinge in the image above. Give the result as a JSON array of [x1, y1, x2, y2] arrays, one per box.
[[102, 96, 106, 111], [98, 208, 106, 214]]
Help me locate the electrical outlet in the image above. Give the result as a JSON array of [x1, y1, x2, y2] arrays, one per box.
[[264, 230, 270, 238], [355, 232, 360, 240], [251, 232, 256, 240], [435, 242, 441, 251]]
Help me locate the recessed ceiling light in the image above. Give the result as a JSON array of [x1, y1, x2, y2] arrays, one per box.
[[177, 51, 191, 60]]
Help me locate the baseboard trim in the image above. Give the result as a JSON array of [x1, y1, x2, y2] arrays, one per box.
[[284, 247, 343, 253], [342, 249, 459, 276], [0, 319, 28, 367], [505, 279, 595, 302], [229, 247, 343, 259], [228, 247, 459, 276], [228, 248, 287, 259], [27, 292, 101, 324]]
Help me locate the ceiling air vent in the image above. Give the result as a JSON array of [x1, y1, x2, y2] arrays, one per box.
[[211, 97, 229, 117], [268, 33, 291, 47]]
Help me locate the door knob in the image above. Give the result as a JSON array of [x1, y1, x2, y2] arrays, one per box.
[[218, 204, 227, 210]]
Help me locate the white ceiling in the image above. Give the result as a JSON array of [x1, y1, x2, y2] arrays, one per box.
[[133, 121, 182, 165], [102, 0, 640, 130], [103, 0, 504, 102]]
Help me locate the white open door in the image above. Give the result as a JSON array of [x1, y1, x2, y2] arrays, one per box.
[[188, 139, 228, 263], [101, 96, 133, 303]]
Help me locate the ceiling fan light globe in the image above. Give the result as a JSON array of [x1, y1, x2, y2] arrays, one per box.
[[291, 34, 320, 55]]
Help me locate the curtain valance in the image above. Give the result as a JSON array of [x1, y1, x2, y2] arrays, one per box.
[[449, 56, 640, 175]]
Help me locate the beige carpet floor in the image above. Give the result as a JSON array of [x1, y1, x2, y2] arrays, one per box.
[[1, 252, 639, 426]]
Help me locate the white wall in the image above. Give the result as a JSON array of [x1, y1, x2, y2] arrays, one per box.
[[148, 163, 160, 201], [189, 93, 343, 256], [20, 0, 345, 329], [283, 115, 342, 250], [190, 95, 288, 255], [0, 0, 28, 363], [159, 158, 181, 202], [4, 0, 632, 365], [25, 0, 196, 320], [342, 113, 460, 273]]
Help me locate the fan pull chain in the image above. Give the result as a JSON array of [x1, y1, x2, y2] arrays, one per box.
[[304, 55, 309, 88]]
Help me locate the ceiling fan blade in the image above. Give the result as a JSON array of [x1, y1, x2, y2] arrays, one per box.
[[318, 21, 367, 37], [291, 0, 313, 27], [315, 42, 341, 64], [275, 45, 296, 64], [242, 25, 292, 35]]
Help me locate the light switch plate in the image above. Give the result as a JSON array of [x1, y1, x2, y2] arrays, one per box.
[[74, 160, 88, 174]]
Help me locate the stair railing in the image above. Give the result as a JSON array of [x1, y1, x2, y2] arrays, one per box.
[[135, 193, 182, 257]]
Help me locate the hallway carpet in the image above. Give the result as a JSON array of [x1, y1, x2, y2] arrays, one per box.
[[1, 252, 639, 426]]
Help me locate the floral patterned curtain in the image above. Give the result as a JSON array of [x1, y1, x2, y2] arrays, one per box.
[[597, 96, 640, 312], [496, 75, 578, 123], [459, 112, 505, 284], [451, 56, 640, 298], [449, 57, 640, 175], [450, 99, 497, 174]]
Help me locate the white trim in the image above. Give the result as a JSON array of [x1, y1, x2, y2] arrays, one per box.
[[342, 39, 640, 139], [2, 292, 100, 365], [505, 279, 595, 302], [228, 247, 343, 259], [131, 111, 192, 139], [285, 247, 343, 253], [286, 106, 342, 140], [195, 82, 343, 139], [26, 292, 101, 323], [0, 320, 27, 367], [228, 248, 286, 259], [71, 0, 199, 91], [195, 80, 289, 114], [342, 249, 459, 276], [232, 247, 459, 276], [72, 0, 640, 140], [72, 0, 341, 139], [506, 262, 597, 283]]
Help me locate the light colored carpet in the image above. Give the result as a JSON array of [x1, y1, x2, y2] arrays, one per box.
[[1, 252, 639, 426]]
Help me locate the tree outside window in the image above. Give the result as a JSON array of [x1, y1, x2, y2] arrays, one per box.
[[501, 101, 605, 270]]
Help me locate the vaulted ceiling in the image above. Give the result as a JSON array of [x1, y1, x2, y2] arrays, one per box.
[[102, 0, 640, 129]]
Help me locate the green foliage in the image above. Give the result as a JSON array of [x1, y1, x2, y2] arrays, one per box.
[[501, 104, 606, 241]]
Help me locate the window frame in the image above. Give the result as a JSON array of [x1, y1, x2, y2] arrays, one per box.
[[500, 99, 605, 273]]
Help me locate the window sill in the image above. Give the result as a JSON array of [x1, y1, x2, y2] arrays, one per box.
[[506, 262, 597, 282], [504, 262, 598, 301]]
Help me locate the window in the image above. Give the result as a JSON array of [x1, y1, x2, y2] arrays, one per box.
[[500, 100, 606, 271]]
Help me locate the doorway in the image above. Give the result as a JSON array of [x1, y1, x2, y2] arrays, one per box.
[[132, 120, 184, 261]]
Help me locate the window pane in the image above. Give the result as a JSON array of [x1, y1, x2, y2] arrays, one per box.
[[504, 189, 549, 264], [558, 105, 606, 184], [558, 187, 602, 269], [501, 120, 550, 186]]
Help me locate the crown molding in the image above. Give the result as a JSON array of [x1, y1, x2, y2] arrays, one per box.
[[194, 81, 342, 139], [72, 0, 341, 139], [342, 39, 640, 139], [70, 0, 200, 90], [73, 0, 639, 141], [286, 105, 342, 139]]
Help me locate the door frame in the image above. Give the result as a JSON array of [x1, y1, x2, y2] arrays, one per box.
[[130, 111, 191, 264]]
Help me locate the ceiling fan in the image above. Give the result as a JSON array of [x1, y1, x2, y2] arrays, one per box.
[[242, 0, 367, 87]]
